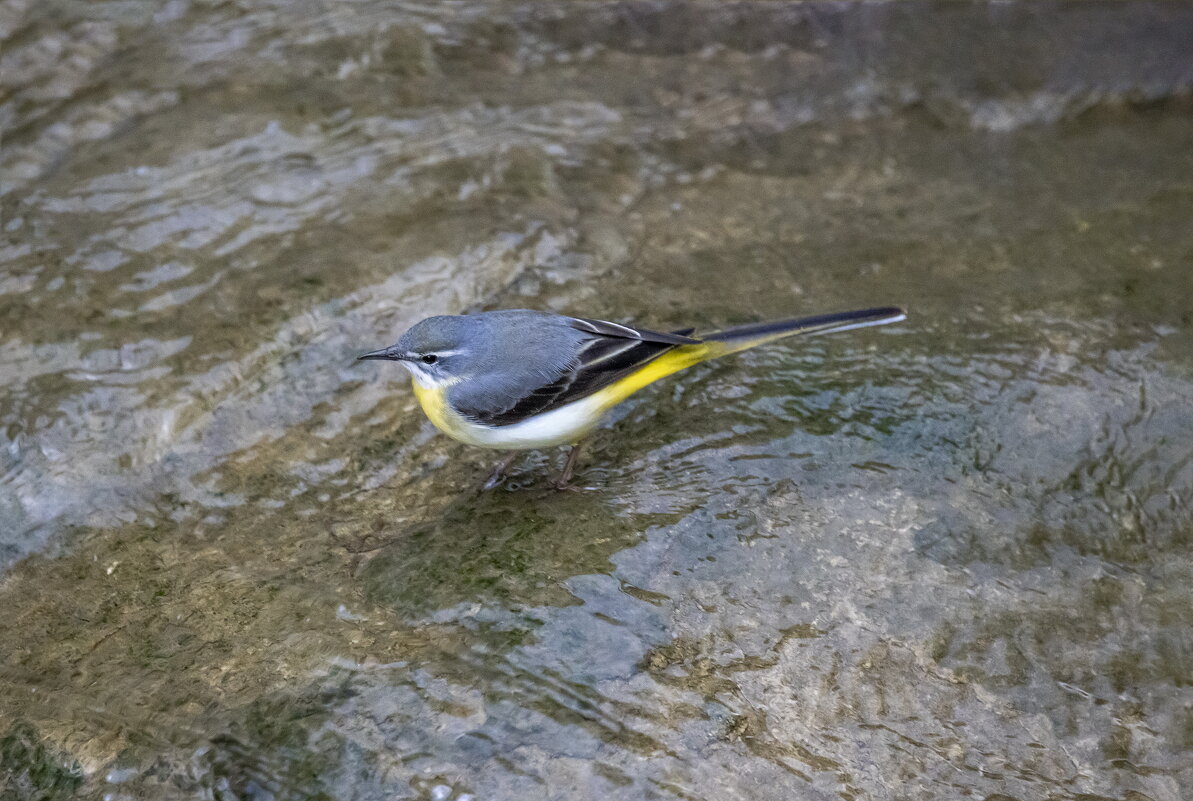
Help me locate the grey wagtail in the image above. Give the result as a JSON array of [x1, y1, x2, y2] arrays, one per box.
[[359, 306, 905, 488]]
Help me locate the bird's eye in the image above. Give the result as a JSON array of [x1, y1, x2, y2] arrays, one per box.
[[421, 354, 438, 365]]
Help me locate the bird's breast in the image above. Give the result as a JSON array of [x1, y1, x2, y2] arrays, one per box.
[[411, 381, 472, 440], [411, 378, 603, 450]]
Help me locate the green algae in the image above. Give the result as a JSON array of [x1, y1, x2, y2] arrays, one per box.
[[0, 723, 84, 801]]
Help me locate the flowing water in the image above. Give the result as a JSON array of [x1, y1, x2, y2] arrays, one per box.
[[3, 2, 1193, 799]]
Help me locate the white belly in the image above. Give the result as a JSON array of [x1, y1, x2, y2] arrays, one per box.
[[447, 392, 609, 450]]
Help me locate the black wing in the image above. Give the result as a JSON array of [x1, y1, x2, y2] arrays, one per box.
[[461, 318, 701, 427]]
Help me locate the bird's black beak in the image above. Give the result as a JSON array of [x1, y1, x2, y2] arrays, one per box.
[[357, 347, 404, 362]]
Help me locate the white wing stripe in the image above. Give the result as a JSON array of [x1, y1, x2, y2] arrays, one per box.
[[579, 339, 641, 368]]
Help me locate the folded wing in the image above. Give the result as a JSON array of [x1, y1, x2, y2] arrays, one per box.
[[458, 318, 700, 427]]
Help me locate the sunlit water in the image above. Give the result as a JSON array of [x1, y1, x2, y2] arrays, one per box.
[[3, 2, 1193, 799]]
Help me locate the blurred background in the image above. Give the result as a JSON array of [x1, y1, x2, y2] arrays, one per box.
[[2, 1, 1193, 799]]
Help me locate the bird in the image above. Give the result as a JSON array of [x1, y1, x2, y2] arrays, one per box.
[[358, 306, 906, 489]]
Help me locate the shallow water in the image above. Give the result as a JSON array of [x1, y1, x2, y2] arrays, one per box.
[[3, 2, 1193, 799]]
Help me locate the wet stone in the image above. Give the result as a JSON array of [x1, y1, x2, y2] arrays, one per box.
[[1, 1, 1193, 800]]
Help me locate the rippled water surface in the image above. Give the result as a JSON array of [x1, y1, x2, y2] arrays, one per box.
[[3, 2, 1193, 799]]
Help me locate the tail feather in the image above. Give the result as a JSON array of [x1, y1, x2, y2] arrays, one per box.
[[700, 306, 906, 355], [588, 306, 905, 412]]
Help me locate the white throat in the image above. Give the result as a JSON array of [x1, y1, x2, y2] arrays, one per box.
[[400, 361, 459, 390]]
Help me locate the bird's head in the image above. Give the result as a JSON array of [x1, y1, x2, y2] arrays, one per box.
[[357, 315, 475, 388]]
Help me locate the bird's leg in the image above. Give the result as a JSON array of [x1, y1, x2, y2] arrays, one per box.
[[482, 451, 520, 490], [552, 443, 583, 490]]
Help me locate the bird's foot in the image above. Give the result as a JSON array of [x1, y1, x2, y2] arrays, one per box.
[[547, 443, 585, 491], [481, 452, 520, 491]]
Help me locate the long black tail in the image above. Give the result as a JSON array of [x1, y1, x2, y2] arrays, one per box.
[[700, 306, 906, 355]]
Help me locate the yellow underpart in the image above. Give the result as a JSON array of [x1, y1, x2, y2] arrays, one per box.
[[586, 342, 716, 412], [581, 331, 790, 413], [411, 339, 752, 442], [411, 380, 471, 439]]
